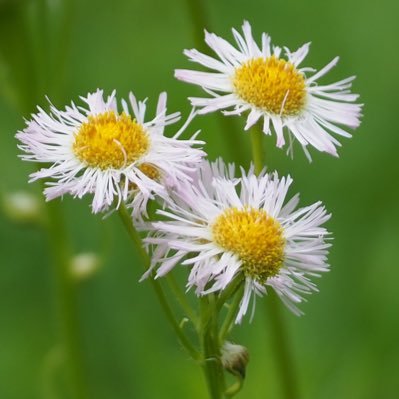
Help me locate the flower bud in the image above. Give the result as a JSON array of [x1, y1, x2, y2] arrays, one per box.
[[221, 341, 249, 379]]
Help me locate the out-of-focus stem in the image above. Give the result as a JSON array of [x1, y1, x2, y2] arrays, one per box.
[[9, 1, 86, 397], [183, 0, 210, 52], [45, 200, 88, 399], [183, 0, 247, 166], [266, 292, 300, 399]]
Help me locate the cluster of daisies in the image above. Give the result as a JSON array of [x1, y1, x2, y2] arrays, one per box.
[[17, 21, 361, 322]]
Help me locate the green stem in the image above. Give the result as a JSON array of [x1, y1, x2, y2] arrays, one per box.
[[266, 293, 300, 399], [45, 200, 88, 399], [250, 126, 300, 399], [166, 273, 199, 325], [216, 274, 243, 312], [117, 204, 200, 361], [200, 295, 225, 399], [183, 0, 210, 53], [250, 126, 264, 174], [219, 283, 244, 342]]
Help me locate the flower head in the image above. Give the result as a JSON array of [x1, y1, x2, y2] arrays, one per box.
[[17, 90, 204, 215], [143, 160, 331, 323], [175, 21, 362, 158]]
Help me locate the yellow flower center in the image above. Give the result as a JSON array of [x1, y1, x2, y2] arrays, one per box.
[[138, 163, 161, 181], [233, 56, 307, 116], [212, 207, 285, 282], [73, 111, 150, 169], [128, 163, 161, 191]]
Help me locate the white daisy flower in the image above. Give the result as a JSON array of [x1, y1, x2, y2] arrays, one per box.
[[175, 20, 362, 158], [17, 89, 205, 215], [144, 160, 331, 323]]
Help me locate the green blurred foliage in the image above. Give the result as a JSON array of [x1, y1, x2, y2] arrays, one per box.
[[1, 0, 398, 398]]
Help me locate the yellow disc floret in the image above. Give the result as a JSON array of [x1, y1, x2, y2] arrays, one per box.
[[233, 56, 307, 116], [128, 163, 161, 191], [138, 163, 161, 181], [212, 207, 285, 282], [73, 111, 150, 169]]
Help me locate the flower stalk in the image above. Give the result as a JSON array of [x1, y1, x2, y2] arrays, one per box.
[[219, 284, 245, 342], [250, 126, 265, 175]]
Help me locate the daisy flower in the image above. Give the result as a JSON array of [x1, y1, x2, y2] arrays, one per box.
[[175, 20, 362, 158], [17, 90, 205, 215], [144, 160, 331, 323]]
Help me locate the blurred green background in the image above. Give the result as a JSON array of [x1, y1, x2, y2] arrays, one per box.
[[1, 0, 398, 398]]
